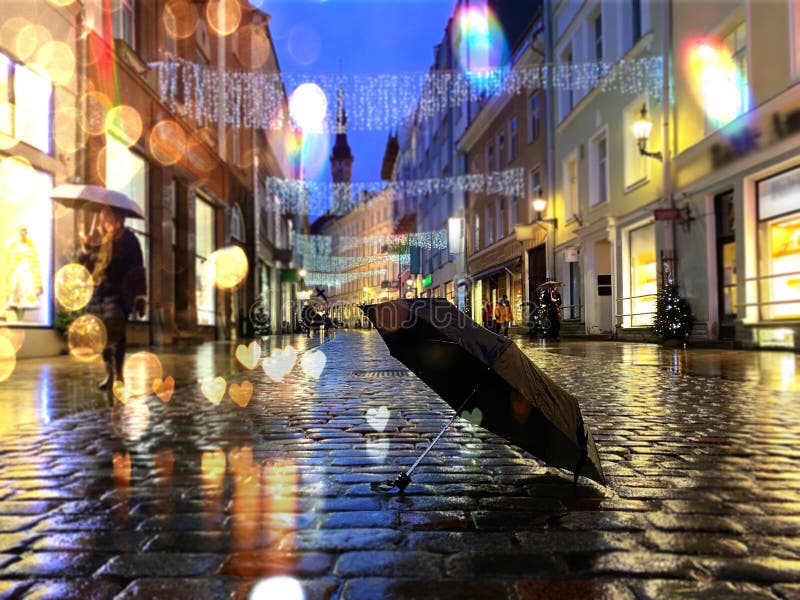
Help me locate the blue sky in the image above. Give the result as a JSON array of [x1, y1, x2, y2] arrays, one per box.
[[261, 0, 457, 184]]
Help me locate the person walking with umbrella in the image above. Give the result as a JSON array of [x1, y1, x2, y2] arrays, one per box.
[[547, 285, 562, 341], [79, 205, 147, 392], [496, 293, 512, 337]]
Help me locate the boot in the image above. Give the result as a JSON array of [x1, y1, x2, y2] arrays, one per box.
[[98, 360, 113, 390], [114, 343, 126, 383]]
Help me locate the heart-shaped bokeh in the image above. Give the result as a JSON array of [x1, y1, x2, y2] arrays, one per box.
[[366, 406, 390, 432], [262, 346, 297, 382], [300, 349, 326, 379], [200, 376, 226, 405], [461, 407, 483, 426], [235, 341, 261, 370], [229, 380, 253, 408], [152, 375, 175, 403], [112, 380, 132, 404]]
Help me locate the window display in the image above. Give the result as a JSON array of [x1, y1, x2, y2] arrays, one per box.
[[629, 223, 656, 327], [0, 168, 52, 326], [196, 197, 216, 325], [759, 168, 800, 320]]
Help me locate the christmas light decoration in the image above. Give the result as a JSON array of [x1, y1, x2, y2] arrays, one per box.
[[265, 169, 525, 216], [302, 269, 387, 288], [154, 57, 663, 133], [295, 229, 448, 256], [652, 280, 695, 343]]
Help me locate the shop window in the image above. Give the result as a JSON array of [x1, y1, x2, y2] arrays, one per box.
[[445, 280, 454, 304], [0, 54, 52, 154], [758, 169, 800, 320], [629, 223, 657, 326], [106, 134, 149, 320], [0, 169, 52, 326], [196, 197, 216, 326]]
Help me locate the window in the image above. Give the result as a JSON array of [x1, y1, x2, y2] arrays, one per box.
[[563, 152, 579, 217], [231, 204, 245, 242], [529, 169, 542, 201], [528, 92, 541, 143], [498, 198, 505, 239], [509, 118, 518, 162], [196, 197, 216, 325], [590, 132, 608, 206], [757, 168, 800, 320], [486, 145, 494, 172], [704, 22, 749, 132], [473, 214, 480, 252], [112, 0, 135, 48], [559, 46, 574, 120], [631, 0, 642, 46], [486, 207, 494, 246], [496, 131, 505, 170], [510, 196, 518, 233], [0, 168, 53, 326], [629, 223, 657, 327], [594, 12, 603, 61], [792, 0, 800, 80], [624, 101, 648, 188], [106, 133, 149, 320], [0, 54, 53, 154]]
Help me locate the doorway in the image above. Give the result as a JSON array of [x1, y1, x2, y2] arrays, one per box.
[[715, 191, 736, 339]]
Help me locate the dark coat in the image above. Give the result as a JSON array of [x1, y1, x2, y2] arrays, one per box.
[[81, 228, 146, 317]]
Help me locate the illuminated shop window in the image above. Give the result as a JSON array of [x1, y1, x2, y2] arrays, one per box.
[[758, 168, 800, 320], [196, 197, 216, 326], [629, 223, 657, 327], [0, 168, 53, 326]]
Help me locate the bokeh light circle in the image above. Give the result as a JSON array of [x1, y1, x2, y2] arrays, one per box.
[[105, 105, 143, 147], [54, 263, 94, 311], [210, 246, 249, 289], [67, 314, 107, 362], [79, 91, 112, 136], [0, 104, 17, 151], [0, 327, 25, 352], [0, 156, 36, 204], [0, 18, 30, 55], [35, 40, 76, 86], [110, 397, 151, 442], [249, 576, 304, 600], [235, 24, 271, 70], [206, 0, 242, 37], [685, 38, 749, 129], [162, 0, 199, 40], [0, 336, 16, 383], [54, 105, 86, 154], [149, 120, 187, 166], [16, 24, 52, 62], [122, 351, 164, 398], [47, 0, 76, 6], [287, 24, 321, 66], [288, 83, 328, 132]]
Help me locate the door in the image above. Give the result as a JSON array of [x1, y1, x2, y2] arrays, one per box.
[[716, 191, 736, 339]]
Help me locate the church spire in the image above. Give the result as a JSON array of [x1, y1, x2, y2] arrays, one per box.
[[335, 86, 348, 135], [330, 85, 354, 184]]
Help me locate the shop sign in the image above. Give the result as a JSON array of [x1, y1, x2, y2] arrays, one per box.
[[564, 247, 579, 262], [710, 105, 800, 170], [422, 275, 433, 287]]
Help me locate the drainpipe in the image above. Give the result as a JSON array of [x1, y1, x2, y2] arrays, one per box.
[[543, 1, 556, 281], [663, 0, 675, 280]]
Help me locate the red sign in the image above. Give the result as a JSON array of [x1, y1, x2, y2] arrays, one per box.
[[654, 208, 682, 221]]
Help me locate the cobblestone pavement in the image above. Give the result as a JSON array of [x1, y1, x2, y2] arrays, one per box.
[[0, 331, 799, 599]]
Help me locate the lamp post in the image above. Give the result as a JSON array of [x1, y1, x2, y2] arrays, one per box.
[[531, 193, 558, 284]]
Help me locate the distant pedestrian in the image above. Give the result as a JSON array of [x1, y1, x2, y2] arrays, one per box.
[[496, 294, 512, 336], [482, 299, 494, 332], [547, 288, 562, 341]]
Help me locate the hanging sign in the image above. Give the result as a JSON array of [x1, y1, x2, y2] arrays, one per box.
[[654, 208, 682, 221]]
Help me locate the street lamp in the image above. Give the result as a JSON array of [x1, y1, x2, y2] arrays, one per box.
[[632, 103, 663, 162], [532, 194, 557, 229], [299, 268, 307, 278]]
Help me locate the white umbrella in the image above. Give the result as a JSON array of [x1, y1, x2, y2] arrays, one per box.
[[50, 184, 145, 220]]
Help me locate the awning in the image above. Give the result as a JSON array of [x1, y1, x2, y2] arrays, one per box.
[[470, 257, 522, 282]]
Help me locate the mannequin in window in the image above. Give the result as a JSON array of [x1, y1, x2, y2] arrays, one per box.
[[4, 225, 42, 321]]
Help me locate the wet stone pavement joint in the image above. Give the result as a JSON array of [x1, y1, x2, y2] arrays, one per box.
[[0, 331, 799, 599]]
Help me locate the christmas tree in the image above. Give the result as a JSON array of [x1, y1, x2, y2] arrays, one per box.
[[652, 280, 695, 342]]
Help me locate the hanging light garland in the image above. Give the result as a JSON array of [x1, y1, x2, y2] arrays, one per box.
[[265, 169, 525, 216], [295, 230, 448, 256], [154, 57, 663, 133], [303, 269, 387, 287]]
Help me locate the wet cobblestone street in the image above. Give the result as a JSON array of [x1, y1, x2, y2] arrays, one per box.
[[1, 331, 799, 599]]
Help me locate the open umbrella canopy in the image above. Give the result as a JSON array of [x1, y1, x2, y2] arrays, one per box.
[[536, 281, 564, 289], [50, 184, 145, 220], [364, 298, 605, 485]]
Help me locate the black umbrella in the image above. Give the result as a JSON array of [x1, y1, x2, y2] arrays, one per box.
[[363, 298, 604, 492]]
